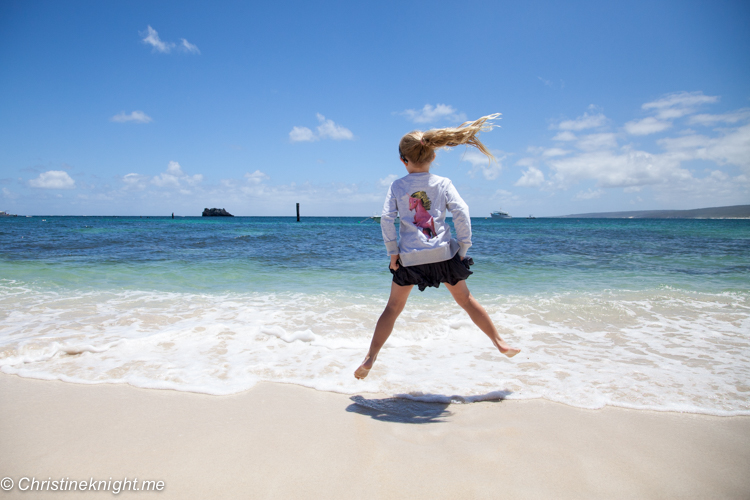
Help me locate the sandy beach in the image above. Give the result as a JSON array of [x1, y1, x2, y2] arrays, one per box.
[[4, 1, 750, 498], [1, 374, 748, 499]]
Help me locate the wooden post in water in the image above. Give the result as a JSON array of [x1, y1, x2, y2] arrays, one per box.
[[296, 203, 300, 222]]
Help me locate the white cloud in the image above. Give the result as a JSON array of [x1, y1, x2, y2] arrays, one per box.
[[492, 189, 520, 206], [141, 26, 174, 53], [316, 114, 353, 140], [548, 148, 692, 189], [110, 111, 152, 123], [552, 131, 577, 141], [140, 26, 199, 55], [657, 134, 711, 153], [461, 150, 503, 180], [518, 98, 750, 206], [379, 174, 399, 187], [576, 133, 618, 151], [556, 112, 607, 131], [624, 117, 672, 135], [29, 170, 75, 189], [603, 91, 727, 146], [76, 193, 114, 202], [658, 123, 750, 172], [245, 170, 270, 184], [515, 167, 545, 187], [152, 171, 180, 188], [152, 161, 203, 189], [289, 126, 315, 142], [618, 92, 720, 137], [542, 148, 570, 157], [649, 171, 750, 207], [574, 188, 603, 200], [642, 91, 718, 120], [400, 103, 466, 124], [180, 38, 200, 54], [516, 157, 537, 167], [122, 173, 149, 190], [708, 169, 729, 181], [689, 108, 750, 126], [289, 115, 354, 142]]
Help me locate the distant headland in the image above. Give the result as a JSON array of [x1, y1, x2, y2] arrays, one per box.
[[557, 204, 750, 219], [202, 208, 234, 217]]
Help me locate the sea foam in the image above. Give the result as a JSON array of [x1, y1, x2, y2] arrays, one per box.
[[1, 280, 748, 416]]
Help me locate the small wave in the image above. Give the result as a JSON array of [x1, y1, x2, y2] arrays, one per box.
[[0, 285, 748, 415]]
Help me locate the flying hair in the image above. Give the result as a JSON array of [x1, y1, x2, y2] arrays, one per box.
[[398, 113, 501, 166]]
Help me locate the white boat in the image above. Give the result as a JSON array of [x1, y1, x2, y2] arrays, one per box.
[[490, 210, 511, 219]]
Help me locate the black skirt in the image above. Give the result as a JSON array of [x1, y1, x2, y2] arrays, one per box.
[[391, 253, 473, 292]]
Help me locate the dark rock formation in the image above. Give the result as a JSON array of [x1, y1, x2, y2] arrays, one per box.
[[202, 208, 234, 217]]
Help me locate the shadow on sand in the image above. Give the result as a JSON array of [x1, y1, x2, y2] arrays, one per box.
[[345, 391, 512, 424]]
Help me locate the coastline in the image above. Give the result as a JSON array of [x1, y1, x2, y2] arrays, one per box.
[[1, 374, 749, 499]]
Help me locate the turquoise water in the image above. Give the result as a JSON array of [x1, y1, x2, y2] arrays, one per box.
[[1, 216, 749, 414], [3, 216, 748, 294]]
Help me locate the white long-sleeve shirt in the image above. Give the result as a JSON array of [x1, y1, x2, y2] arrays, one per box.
[[381, 172, 472, 267]]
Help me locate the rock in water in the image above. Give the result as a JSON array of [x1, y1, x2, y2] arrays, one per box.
[[202, 208, 234, 217]]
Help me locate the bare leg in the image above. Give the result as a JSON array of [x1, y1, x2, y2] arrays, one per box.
[[354, 282, 413, 379], [445, 280, 521, 357]]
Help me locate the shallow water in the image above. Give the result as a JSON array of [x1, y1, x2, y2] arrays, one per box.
[[1, 216, 749, 415]]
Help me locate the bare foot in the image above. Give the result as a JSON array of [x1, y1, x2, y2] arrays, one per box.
[[500, 346, 521, 358], [497, 341, 521, 358], [354, 356, 374, 379]]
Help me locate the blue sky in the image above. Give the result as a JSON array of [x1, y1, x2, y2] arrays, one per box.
[[1, 0, 748, 216]]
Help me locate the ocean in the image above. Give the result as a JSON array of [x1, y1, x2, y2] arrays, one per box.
[[1, 216, 748, 415]]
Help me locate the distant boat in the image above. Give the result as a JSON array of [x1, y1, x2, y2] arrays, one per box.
[[0, 211, 17, 217], [527, 214, 536, 219], [490, 210, 511, 219]]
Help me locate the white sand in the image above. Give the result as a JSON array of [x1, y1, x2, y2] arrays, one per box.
[[1, 373, 749, 499]]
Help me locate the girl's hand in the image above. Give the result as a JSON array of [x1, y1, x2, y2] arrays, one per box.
[[389, 255, 400, 271]]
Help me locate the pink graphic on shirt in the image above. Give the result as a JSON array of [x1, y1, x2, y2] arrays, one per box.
[[409, 191, 436, 239]]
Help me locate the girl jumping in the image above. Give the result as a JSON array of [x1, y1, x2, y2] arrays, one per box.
[[355, 114, 521, 380]]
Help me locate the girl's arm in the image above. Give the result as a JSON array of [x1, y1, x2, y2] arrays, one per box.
[[445, 181, 472, 258], [381, 185, 399, 257]]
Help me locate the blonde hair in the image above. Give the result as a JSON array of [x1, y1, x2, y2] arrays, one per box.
[[398, 113, 500, 165], [410, 191, 431, 210]]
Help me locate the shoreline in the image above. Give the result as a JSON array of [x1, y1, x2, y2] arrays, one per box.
[[5, 370, 749, 417], [2, 374, 749, 499]]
